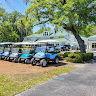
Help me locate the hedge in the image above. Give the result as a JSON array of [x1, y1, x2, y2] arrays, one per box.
[[66, 53, 83, 63], [58, 53, 63, 60], [82, 53, 93, 61], [64, 52, 93, 63], [63, 52, 71, 58]]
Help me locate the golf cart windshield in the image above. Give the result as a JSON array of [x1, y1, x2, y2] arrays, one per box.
[[0, 46, 3, 53], [35, 46, 47, 53], [22, 49, 35, 54], [22, 49, 30, 54], [35, 46, 58, 53], [4, 48, 10, 52], [11, 48, 19, 53]]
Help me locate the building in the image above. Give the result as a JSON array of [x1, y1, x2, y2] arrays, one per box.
[[24, 30, 96, 52], [87, 35, 96, 52], [23, 29, 78, 46]]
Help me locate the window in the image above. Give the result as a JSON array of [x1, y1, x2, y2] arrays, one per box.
[[45, 32, 47, 36], [92, 43, 96, 48], [46, 32, 48, 36]]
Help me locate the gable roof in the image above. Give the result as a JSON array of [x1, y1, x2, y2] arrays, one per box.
[[88, 35, 96, 41]]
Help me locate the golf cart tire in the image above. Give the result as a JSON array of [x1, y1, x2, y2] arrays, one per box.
[[31, 58, 36, 66], [14, 58, 19, 63], [54, 57, 59, 64], [25, 59, 30, 64], [9, 58, 12, 62], [4, 57, 8, 61], [7, 57, 10, 61], [40, 59, 47, 67], [18, 58, 21, 63]]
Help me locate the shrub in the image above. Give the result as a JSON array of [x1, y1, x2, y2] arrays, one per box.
[[63, 52, 71, 58], [65, 52, 93, 63], [82, 53, 93, 61], [58, 53, 63, 57], [66, 53, 83, 63], [58, 53, 63, 59]]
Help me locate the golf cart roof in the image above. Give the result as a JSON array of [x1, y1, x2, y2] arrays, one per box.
[[0, 42, 13, 45], [13, 42, 42, 45], [36, 39, 59, 43]]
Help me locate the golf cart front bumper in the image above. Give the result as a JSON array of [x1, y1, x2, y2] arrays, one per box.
[[33, 58, 42, 65], [1, 55, 9, 59], [9, 57, 15, 60], [1, 55, 5, 59]]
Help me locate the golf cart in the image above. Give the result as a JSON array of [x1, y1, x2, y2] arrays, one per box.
[[17, 42, 40, 64], [0, 42, 13, 60], [31, 40, 60, 67], [0, 43, 4, 56], [8, 45, 23, 62]]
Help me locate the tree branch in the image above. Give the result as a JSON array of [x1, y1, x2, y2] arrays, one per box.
[[33, 19, 52, 27], [60, 0, 67, 5], [62, 23, 72, 31]]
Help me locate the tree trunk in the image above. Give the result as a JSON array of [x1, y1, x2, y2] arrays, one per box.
[[73, 32, 86, 53], [62, 24, 86, 53], [71, 27, 86, 53]]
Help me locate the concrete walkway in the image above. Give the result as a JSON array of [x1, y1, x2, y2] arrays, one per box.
[[16, 63, 96, 96]]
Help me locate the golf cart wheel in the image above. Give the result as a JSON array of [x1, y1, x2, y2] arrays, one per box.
[[7, 57, 10, 61], [54, 57, 59, 64], [31, 58, 35, 66], [18, 58, 21, 63], [1, 57, 3, 60], [9, 58, 12, 62], [40, 59, 47, 67], [4, 57, 8, 61], [14, 58, 18, 63], [25, 59, 30, 64]]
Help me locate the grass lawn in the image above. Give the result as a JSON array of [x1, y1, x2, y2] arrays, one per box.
[[0, 64, 74, 96]]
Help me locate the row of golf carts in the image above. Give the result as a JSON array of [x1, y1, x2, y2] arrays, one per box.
[[0, 40, 61, 67]]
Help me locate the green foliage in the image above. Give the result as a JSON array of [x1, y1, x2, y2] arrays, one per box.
[[81, 25, 96, 37], [0, 8, 5, 16], [35, 27, 51, 34], [66, 53, 83, 63], [26, 0, 96, 52], [65, 52, 93, 63], [0, 9, 33, 42], [82, 53, 93, 61], [58, 53, 63, 59], [63, 52, 71, 58], [27, 0, 96, 32]]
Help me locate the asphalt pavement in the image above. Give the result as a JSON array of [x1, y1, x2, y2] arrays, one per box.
[[16, 63, 96, 96]]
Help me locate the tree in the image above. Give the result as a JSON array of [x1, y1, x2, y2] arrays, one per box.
[[16, 16, 33, 41], [0, 8, 33, 42], [0, 8, 5, 17], [27, 0, 96, 52], [36, 27, 51, 34], [0, 10, 22, 42], [0, 11, 20, 42]]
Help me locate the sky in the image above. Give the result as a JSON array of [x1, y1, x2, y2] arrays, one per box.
[[0, 0, 53, 32], [0, 0, 27, 14]]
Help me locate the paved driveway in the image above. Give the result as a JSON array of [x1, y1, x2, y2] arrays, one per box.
[[16, 63, 96, 96]]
